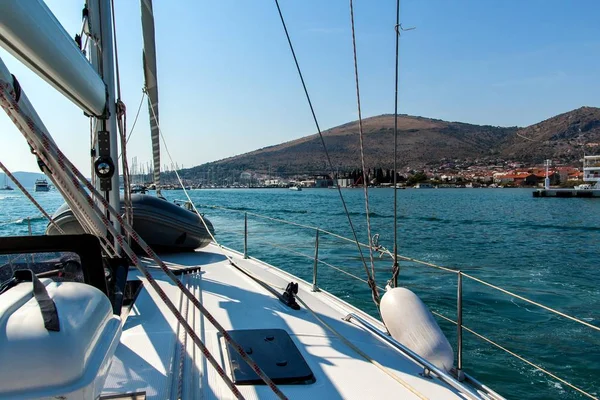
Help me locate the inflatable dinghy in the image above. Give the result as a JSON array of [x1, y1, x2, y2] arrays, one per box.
[[46, 194, 214, 252]]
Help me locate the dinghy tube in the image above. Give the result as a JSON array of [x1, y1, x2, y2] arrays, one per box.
[[46, 194, 215, 252], [380, 287, 454, 372]]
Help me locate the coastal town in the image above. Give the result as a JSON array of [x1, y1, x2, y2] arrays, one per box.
[[137, 159, 586, 190]]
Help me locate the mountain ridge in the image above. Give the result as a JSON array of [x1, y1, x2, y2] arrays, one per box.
[[181, 106, 600, 176]]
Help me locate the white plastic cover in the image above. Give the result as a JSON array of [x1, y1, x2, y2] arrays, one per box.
[[380, 287, 454, 371], [0, 279, 121, 399]]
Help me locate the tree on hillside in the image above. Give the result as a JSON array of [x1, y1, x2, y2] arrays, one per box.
[[407, 171, 428, 185], [375, 168, 384, 183]]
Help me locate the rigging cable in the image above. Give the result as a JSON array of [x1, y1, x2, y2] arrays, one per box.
[[0, 96, 115, 257], [348, 0, 380, 304], [146, 99, 224, 256], [391, 0, 401, 288], [116, 100, 133, 227], [0, 161, 64, 235], [0, 79, 287, 400], [273, 0, 380, 307], [126, 90, 146, 145]]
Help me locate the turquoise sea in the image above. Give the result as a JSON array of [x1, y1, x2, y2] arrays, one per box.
[[0, 187, 598, 399]]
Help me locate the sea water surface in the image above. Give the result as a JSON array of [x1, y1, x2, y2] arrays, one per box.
[[0, 187, 598, 399]]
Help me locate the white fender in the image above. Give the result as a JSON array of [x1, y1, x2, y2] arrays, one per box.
[[380, 287, 454, 371]]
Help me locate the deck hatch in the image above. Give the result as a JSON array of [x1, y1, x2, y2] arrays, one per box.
[[225, 328, 315, 385]]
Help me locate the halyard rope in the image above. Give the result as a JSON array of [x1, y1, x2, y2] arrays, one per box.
[[274, 0, 380, 309], [116, 99, 133, 227], [0, 79, 287, 400], [349, 0, 380, 305], [0, 86, 115, 257], [299, 293, 430, 400]]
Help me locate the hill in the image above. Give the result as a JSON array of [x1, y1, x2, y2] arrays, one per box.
[[500, 106, 600, 164], [184, 114, 517, 176], [181, 107, 600, 177]]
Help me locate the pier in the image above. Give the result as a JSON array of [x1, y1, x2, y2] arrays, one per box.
[[533, 188, 600, 198], [534, 155, 600, 198]]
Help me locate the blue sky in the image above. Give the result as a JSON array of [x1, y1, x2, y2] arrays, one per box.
[[1, 0, 599, 173]]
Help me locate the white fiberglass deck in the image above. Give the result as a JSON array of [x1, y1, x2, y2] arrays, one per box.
[[102, 244, 480, 400]]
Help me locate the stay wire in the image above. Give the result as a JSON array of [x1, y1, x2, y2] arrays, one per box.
[[349, 0, 380, 304], [147, 97, 226, 257], [126, 91, 146, 145], [273, 0, 379, 307], [391, 0, 401, 287]]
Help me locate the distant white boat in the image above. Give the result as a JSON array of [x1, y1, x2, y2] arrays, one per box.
[[289, 185, 302, 191], [414, 182, 434, 189], [34, 178, 49, 192], [0, 176, 13, 191]]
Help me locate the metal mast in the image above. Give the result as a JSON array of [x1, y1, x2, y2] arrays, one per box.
[[87, 0, 121, 241]]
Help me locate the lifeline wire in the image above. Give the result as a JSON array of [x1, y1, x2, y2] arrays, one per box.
[[198, 203, 600, 399]]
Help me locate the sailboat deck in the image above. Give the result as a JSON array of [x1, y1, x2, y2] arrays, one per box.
[[102, 244, 477, 399]]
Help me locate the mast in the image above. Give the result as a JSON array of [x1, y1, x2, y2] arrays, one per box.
[[87, 0, 120, 240], [140, 0, 161, 193]]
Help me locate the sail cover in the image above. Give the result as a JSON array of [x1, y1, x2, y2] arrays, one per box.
[[141, 0, 160, 189]]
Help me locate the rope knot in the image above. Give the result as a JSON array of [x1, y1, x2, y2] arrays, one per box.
[[116, 99, 126, 118], [367, 278, 376, 290], [367, 279, 381, 305]]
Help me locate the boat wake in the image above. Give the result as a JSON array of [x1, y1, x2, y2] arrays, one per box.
[[13, 216, 45, 225]]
